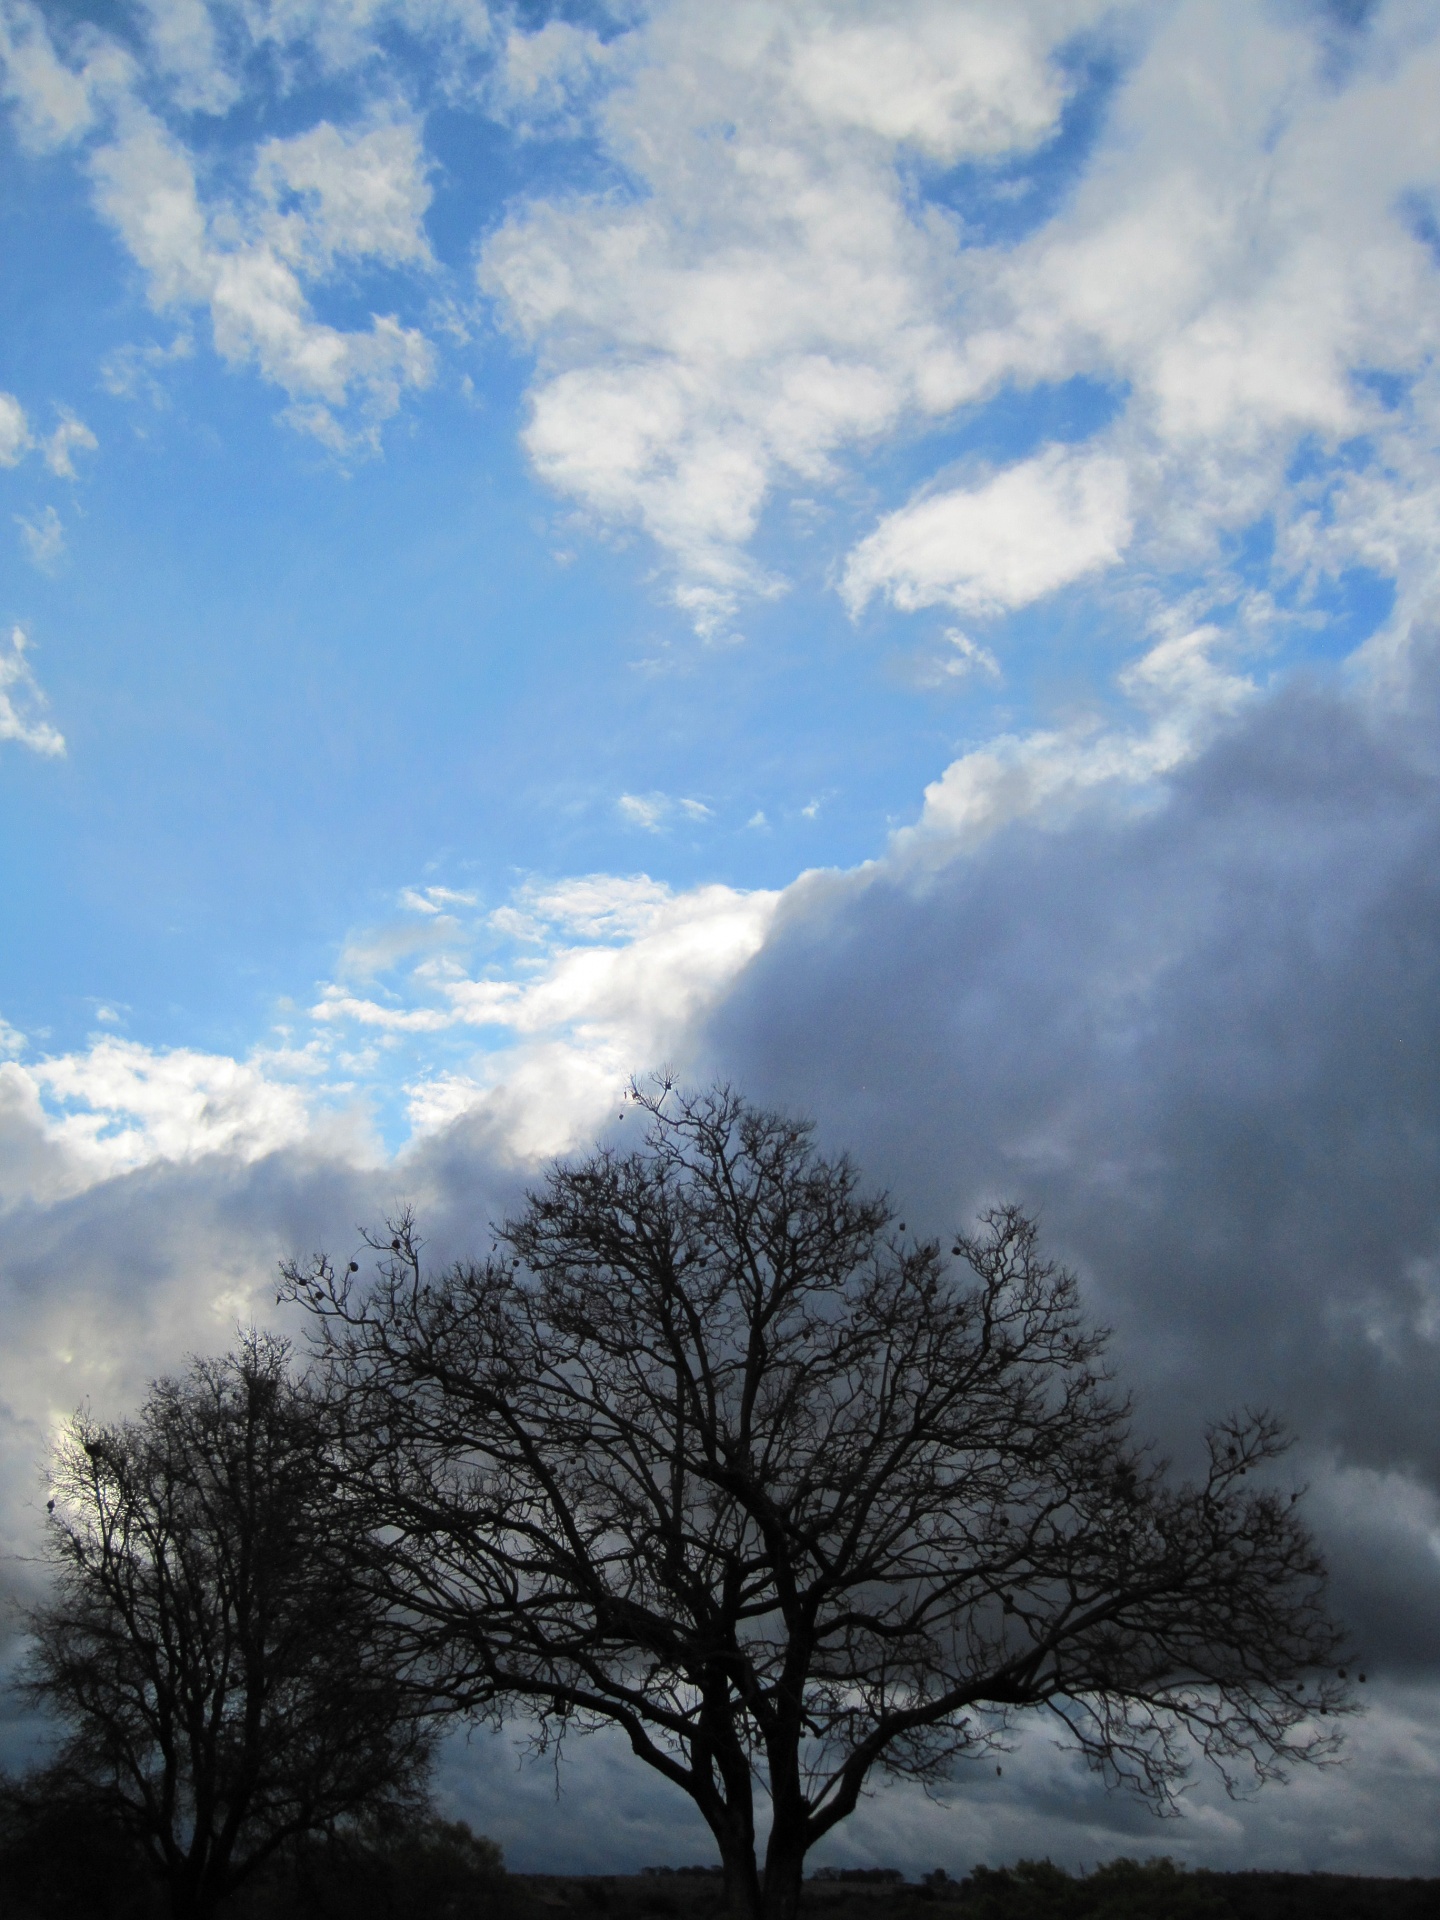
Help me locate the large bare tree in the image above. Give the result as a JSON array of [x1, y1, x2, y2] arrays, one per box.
[[25, 1334, 432, 1920], [288, 1083, 1349, 1920]]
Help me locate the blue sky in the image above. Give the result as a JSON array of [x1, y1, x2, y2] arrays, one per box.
[[6, 0, 1440, 1879], [2, 0, 1420, 1144]]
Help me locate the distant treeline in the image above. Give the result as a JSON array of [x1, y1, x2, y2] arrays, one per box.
[[4, 1804, 1439, 1920], [566, 1861, 1440, 1920], [925, 1858, 1440, 1919]]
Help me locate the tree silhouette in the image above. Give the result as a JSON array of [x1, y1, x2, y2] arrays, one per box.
[[289, 1082, 1350, 1920], [24, 1334, 431, 1920]]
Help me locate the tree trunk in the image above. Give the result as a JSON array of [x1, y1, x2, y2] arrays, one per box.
[[168, 1873, 217, 1920], [760, 1822, 807, 1920], [720, 1848, 765, 1920], [167, 1848, 224, 1920]]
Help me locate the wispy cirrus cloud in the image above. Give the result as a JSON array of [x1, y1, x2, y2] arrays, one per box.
[[0, 391, 97, 475], [0, 392, 30, 465], [0, 626, 64, 755]]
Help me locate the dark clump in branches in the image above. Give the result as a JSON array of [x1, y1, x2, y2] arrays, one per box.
[[286, 1082, 1351, 1920], [18, 1334, 433, 1920]]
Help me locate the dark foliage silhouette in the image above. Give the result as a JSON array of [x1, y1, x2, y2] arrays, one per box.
[[287, 1081, 1350, 1920], [21, 1334, 432, 1920]]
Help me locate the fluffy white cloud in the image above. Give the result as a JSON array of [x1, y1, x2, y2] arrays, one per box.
[[480, 0, 1103, 623], [5, 1038, 317, 1201], [252, 118, 434, 273], [135, 0, 239, 114], [0, 625, 64, 754], [477, 0, 1440, 645], [943, 3, 1440, 586], [843, 444, 1132, 617], [784, 2, 1072, 160], [0, 0, 131, 152], [493, 19, 612, 133], [888, 624, 1254, 863], [312, 872, 781, 1160]]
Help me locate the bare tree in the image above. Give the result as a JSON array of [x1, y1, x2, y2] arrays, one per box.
[[287, 1082, 1350, 1920], [24, 1333, 432, 1920]]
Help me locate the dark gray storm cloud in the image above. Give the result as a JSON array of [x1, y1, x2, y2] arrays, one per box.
[[703, 655, 1440, 1682]]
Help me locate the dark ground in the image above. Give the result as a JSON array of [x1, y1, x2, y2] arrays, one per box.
[[4, 1813, 1440, 1920], [518, 1864, 1440, 1920]]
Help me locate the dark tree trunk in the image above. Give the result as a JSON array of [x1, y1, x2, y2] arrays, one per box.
[[707, 1801, 764, 1920], [168, 1875, 213, 1920], [760, 1822, 807, 1920], [167, 1848, 224, 1920], [720, 1845, 765, 1920]]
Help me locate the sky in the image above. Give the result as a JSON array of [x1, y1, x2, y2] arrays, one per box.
[[4, 0, 1440, 1881]]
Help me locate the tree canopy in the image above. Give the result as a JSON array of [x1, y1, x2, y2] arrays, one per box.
[[25, 1334, 432, 1920], [287, 1082, 1351, 1920]]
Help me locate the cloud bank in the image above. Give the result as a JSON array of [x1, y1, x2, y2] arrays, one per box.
[[4, 630, 1440, 1867]]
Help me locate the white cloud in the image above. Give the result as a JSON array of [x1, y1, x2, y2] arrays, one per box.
[[303, 870, 780, 1162], [89, 108, 214, 306], [399, 884, 477, 915], [0, 626, 63, 756], [476, 0, 1440, 649], [0, 0, 131, 152], [0, 397, 96, 475], [406, 879, 781, 1159], [494, 20, 612, 132], [0, 5, 437, 448], [493, 873, 673, 943], [252, 117, 434, 274], [479, 0, 1104, 620], [16, 504, 64, 572], [618, 793, 669, 832], [892, 624, 1254, 862], [942, 5, 1440, 595], [89, 104, 435, 446], [100, 329, 194, 405], [844, 445, 1132, 617], [616, 792, 713, 830], [27, 1038, 316, 1189], [42, 408, 97, 478], [0, 392, 30, 464], [937, 629, 1002, 683], [135, 0, 239, 115], [784, 2, 1071, 161], [230, 0, 492, 78]]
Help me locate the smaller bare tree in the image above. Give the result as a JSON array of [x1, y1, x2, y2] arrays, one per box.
[[288, 1082, 1351, 1920], [23, 1333, 432, 1920]]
